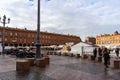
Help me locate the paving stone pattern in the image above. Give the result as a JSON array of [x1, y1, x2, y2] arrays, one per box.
[[0, 55, 120, 80]]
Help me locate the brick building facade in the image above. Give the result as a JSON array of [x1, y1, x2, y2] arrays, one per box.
[[0, 26, 81, 47], [85, 36, 96, 44], [96, 31, 120, 46]]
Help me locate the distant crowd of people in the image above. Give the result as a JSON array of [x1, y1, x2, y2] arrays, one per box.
[[93, 47, 119, 68]]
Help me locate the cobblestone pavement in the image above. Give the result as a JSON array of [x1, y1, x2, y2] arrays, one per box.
[[0, 55, 120, 80]]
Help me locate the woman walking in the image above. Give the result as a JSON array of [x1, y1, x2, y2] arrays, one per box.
[[103, 48, 110, 68]]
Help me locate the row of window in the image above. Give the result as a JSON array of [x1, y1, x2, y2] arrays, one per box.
[[96, 36, 120, 41], [0, 31, 36, 38], [97, 40, 120, 44], [0, 31, 79, 41]]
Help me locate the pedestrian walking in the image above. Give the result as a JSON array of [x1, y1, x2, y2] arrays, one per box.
[[93, 48, 97, 60], [98, 47, 102, 57], [103, 48, 110, 68], [115, 48, 119, 58]]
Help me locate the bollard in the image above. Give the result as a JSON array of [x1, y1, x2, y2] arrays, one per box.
[[44, 56, 50, 64], [54, 52, 57, 55], [82, 54, 88, 59], [97, 56, 102, 62], [113, 59, 120, 69], [89, 55, 94, 60], [16, 59, 30, 72], [58, 52, 61, 56], [36, 58, 46, 68], [64, 53, 68, 56], [76, 54, 80, 58], [69, 53, 74, 57], [25, 58, 34, 66]]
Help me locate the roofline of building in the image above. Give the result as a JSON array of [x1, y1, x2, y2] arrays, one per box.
[[0, 26, 80, 38]]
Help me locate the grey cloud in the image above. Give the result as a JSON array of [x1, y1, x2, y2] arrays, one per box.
[[1, 0, 120, 41]]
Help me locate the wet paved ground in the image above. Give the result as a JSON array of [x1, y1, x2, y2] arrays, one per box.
[[0, 55, 120, 80]]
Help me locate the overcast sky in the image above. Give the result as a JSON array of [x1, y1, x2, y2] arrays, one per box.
[[0, 0, 120, 41]]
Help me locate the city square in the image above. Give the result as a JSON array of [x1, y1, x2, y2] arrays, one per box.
[[0, 0, 120, 80]]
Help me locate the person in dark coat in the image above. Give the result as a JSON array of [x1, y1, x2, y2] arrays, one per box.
[[103, 48, 110, 68], [98, 47, 102, 57], [93, 48, 97, 60], [115, 48, 119, 58]]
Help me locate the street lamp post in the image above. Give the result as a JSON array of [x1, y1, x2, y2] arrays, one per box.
[[0, 15, 10, 55], [36, 0, 41, 58]]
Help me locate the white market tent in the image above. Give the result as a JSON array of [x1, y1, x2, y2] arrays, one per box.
[[70, 42, 98, 55]]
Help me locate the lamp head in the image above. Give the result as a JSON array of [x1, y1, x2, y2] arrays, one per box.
[[8, 18, 10, 23], [3, 15, 6, 19]]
